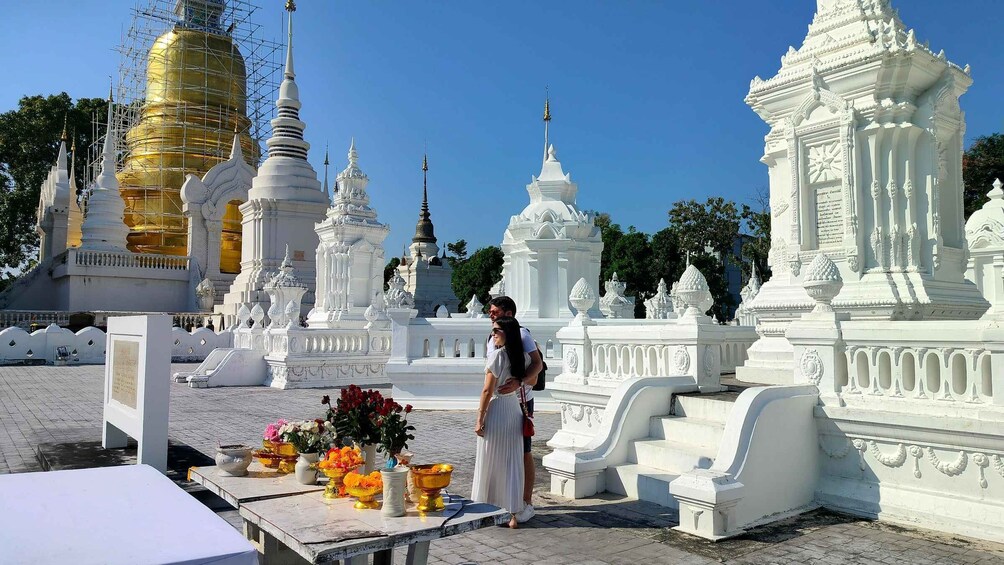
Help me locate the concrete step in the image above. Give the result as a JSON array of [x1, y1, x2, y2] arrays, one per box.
[[628, 438, 716, 474], [649, 416, 725, 449], [605, 463, 679, 508], [673, 394, 737, 424]]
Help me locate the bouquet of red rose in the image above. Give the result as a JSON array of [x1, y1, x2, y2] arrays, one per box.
[[376, 399, 414, 467], [322, 385, 384, 446]]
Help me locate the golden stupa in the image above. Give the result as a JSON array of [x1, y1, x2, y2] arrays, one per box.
[[117, 0, 258, 273]]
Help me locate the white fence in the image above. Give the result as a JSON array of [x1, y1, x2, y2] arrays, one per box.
[[69, 248, 190, 270], [0, 324, 233, 365], [832, 321, 999, 406]]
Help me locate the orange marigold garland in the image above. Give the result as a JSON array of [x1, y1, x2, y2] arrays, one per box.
[[344, 470, 383, 490]]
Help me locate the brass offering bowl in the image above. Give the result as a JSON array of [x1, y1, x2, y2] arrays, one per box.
[[345, 485, 381, 509], [316, 465, 358, 499], [254, 440, 298, 473], [410, 464, 454, 512]]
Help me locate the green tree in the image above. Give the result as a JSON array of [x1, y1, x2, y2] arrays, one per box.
[[607, 227, 653, 318], [963, 133, 1004, 218], [666, 197, 743, 320], [590, 211, 623, 285], [650, 227, 685, 291], [383, 257, 400, 291], [451, 246, 503, 313], [740, 186, 771, 284], [0, 92, 109, 273], [446, 239, 468, 266]]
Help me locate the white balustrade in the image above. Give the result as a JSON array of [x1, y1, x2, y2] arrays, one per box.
[[401, 318, 567, 363], [581, 324, 757, 383], [69, 248, 190, 271], [837, 323, 995, 405], [789, 320, 1001, 407]]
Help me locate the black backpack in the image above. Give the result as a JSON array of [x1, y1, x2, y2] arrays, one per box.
[[533, 354, 547, 391]]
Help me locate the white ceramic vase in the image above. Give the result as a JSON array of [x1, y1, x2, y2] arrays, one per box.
[[381, 466, 409, 517], [295, 452, 320, 485], [358, 443, 378, 474]]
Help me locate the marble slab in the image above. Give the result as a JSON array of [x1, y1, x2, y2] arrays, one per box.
[[240, 492, 507, 563], [188, 462, 325, 508]]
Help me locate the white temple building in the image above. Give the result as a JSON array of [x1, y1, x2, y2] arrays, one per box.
[[396, 155, 459, 317]]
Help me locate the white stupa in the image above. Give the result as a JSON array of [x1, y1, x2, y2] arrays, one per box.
[[79, 90, 130, 252], [220, 0, 329, 323]]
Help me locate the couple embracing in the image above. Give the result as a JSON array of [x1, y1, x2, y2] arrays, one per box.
[[471, 296, 543, 529]]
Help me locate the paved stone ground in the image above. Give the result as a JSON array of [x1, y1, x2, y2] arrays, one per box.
[[3, 363, 1004, 564]]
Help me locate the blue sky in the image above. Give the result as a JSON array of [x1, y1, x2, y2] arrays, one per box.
[[3, 1, 1002, 257]]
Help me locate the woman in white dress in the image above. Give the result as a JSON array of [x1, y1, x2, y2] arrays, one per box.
[[471, 316, 527, 528]]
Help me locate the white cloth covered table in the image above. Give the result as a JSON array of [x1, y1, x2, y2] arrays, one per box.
[[0, 464, 258, 565]]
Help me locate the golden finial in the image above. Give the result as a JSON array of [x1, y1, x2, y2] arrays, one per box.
[[422, 153, 428, 172], [60, 114, 68, 142], [108, 77, 114, 103], [285, 0, 296, 12], [71, 129, 77, 152]]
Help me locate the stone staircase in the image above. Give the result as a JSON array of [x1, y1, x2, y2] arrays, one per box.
[[605, 390, 739, 508]]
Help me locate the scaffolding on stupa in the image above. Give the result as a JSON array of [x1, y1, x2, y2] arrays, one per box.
[[86, 0, 283, 260]]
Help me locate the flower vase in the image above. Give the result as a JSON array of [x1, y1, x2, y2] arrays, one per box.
[[358, 443, 378, 474], [295, 452, 320, 485], [381, 466, 409, 517]]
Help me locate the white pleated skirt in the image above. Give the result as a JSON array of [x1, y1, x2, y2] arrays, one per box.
[[470, 392, 525, 515]]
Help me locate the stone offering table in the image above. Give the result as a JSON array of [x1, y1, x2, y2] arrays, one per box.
[[190, 461, 326, 507], [191, 464, 507, 565]]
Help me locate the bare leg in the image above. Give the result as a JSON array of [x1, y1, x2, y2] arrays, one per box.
[[523, 452, 534, 504]]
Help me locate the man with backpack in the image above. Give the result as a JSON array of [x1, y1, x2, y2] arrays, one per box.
[[487, 296, 543, 523]]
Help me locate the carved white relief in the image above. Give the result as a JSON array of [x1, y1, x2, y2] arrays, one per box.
[[807, 143, 842, 184], [673, 346, 691, 374], [799, 349, 824, 385], [559, 403, 603, 428], [868, 441, 907, 468], [702, 347, 716, 379], [565, 349, 579, 373]]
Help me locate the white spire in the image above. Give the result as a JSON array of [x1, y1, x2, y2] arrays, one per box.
[[229, 130, 243, 161], [68, 136, 78, 194], [56, 138, 68, 173], [284, 2, 295, 80], [322, 143, 330, 203], [246, 0, 325, 204], [267, 0, 309, 162], [79, 89, 129, 251]]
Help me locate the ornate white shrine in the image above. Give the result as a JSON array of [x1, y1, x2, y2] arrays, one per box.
[[966, 179, 1004, 319], [599, 273, 634, 318], [501, 144, 603, 319], [739, 0, 988, 384], [306, 140, 389, 328], [35, 129, 71, 264]]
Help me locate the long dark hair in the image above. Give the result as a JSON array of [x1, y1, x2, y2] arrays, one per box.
[[494, 316, 525, 379]]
